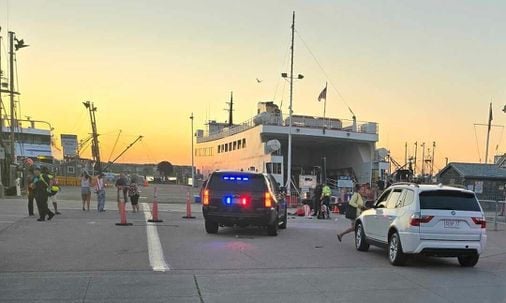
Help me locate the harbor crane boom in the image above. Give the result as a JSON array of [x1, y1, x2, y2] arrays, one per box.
[[102, 135, 143, 171]]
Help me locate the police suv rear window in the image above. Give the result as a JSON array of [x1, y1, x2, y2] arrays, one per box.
[[419, 190, 481, 211], [208, 174, 267, 192]]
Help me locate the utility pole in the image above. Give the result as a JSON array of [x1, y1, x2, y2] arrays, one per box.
[[431, 141, 436, 176], [9, 32, 15, 165], [421, 142, 426, 177], [413, 142, 418, 175], [404, 142, 407, 166], [83, 101, 101, 174], [190, 112, 195, 187]]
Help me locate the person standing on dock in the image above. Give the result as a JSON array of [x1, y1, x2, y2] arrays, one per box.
[[26, 168, 35, 216], [31, 167, 55, 222], [95, 173, 106, 212], [81, 172, 92, 211], [128, 177, 140, 213], [115, 173, 129, 210], [42, 167, 61, 215]]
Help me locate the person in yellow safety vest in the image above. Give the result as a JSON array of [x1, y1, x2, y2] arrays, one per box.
[[319, 184, 332, 219]]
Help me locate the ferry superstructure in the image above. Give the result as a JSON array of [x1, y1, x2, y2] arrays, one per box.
[[2, 120, 53, 163], [195, 101, 378, 188]]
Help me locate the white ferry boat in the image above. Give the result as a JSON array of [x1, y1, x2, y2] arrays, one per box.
[[195, 101, 378, 188]]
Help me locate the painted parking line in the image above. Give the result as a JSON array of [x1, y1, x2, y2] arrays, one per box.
[[142, 203, 170, 272]]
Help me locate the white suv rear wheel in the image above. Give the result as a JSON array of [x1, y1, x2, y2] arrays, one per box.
[[388, 232, 406, 266]]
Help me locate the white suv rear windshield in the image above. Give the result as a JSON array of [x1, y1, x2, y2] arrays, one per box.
[[419, 190, 481, 211]]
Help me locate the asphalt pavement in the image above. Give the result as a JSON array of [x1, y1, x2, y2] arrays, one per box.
[[1, 184, 506, 303]]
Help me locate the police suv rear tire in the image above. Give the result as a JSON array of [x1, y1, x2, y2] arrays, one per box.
[[205, 220, 219, 234], [267, 217, 279, 236], [279, 208, 287, 229]]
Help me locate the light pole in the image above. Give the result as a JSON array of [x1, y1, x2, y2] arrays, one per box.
[[190, 112, 195, 187]]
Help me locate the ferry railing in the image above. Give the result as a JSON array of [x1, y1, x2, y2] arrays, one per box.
[[197, 113, 379, 143]]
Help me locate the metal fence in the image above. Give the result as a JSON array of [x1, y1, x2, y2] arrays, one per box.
[[478, 199, 506, 231]]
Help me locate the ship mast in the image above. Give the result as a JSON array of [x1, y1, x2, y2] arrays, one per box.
[[227, 91, 233, 126], [485, 102, 492, 163]]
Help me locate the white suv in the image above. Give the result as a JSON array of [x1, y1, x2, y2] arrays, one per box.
[[355, 183, 487, 267]]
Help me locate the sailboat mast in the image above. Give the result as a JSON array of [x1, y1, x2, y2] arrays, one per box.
[[286, 11, 295, 195], [485, 102, 492, 164]]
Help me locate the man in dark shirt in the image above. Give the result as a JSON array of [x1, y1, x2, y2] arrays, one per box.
[[31, 167, 54, 222], [312, 184, 323, 217]]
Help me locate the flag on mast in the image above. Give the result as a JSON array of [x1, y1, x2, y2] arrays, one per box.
[[318, 84, 327, 102]]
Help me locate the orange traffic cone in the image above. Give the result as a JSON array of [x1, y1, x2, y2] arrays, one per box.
[[332, 205, 340, 214], [115, 198, 133, 226], [182, 191, 196, 219], [148, 187, 163, 223]]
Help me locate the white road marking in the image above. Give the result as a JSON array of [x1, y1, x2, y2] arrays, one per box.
[[142, 203, 170, 272]]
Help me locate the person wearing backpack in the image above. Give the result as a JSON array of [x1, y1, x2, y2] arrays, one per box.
[[320, 183, 332, 219], [128, 177, 140, 213], [337, 183, 365, 242], [31, 167, 55, 222]]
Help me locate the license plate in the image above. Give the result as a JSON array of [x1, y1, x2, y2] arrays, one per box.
[[444, 219, 460, 228]]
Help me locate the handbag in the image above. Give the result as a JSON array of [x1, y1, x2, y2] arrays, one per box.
[[345, 203, 357, 220]]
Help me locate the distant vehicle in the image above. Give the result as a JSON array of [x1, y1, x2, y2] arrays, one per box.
[[354, 183, 487, 267], [202, 171, 287, 236]]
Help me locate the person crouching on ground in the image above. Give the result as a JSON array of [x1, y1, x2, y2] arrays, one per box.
[[31, 167, 55, 222], [128, 177, 140, 213], [95, 173, 106, 212], [337, 183, 366, 242]]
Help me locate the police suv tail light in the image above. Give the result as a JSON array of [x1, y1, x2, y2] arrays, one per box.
[[203, 190, 210, 206], [264, 192, 272, 208], [409, 213, 433, 226]]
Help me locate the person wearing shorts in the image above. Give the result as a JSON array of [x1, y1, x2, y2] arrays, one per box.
[[81, 172, 92, 211], [128, 178, 140, 213]]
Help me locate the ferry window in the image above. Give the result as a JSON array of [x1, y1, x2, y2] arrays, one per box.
[[67, 166, 75, 174], [225, 144, 228, 152], [242, 139, 246, 148], [233, 141, 237, 150], [217, 145, 221, 153], [237, 140, 242, 149], [228, 142, 232, 151], [273, 163, 282, 174]]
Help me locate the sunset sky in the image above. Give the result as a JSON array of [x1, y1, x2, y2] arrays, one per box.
[[1, 0, 505, 170]]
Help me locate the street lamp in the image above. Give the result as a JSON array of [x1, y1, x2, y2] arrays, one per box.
[[280, 71, 303, 198]]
